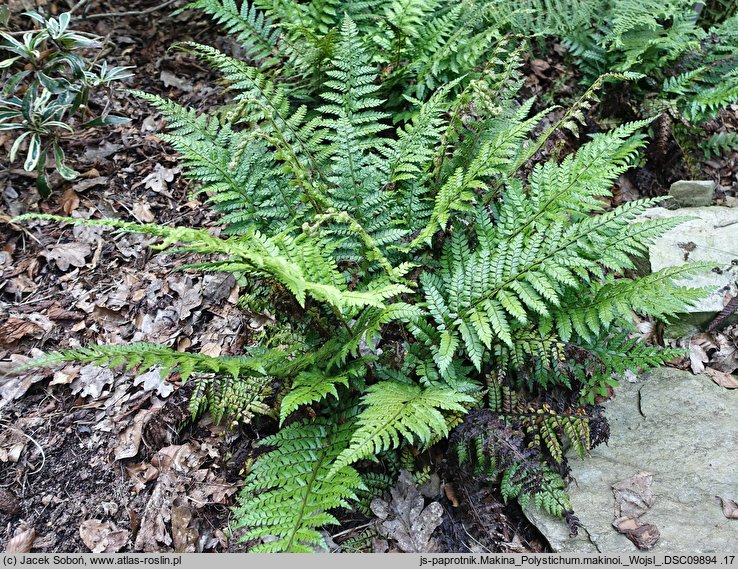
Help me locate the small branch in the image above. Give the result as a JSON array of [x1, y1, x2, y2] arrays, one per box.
[[68, 0, 90, 15], [82, 0, 180, 19], [707, 289, 738, 333]]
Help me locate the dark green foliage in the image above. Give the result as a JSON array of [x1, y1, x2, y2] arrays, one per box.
[[503, 0, 738, 162], [235, 412, 364, 552], [451, 408, 586, 530], [15, 0, 709, 552]]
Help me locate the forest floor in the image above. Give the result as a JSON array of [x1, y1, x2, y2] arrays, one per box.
[[1, 0, 738, 555]]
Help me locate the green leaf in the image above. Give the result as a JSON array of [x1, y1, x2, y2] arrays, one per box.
[[280, 370, 350, 425], [23, 133, 42, 172], [9, 130, 31, 163], [53, 143, 79, 180], [330, 382, 473, 476]]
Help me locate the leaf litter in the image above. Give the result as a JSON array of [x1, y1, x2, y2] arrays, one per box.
[[0, 2, 253, 553]]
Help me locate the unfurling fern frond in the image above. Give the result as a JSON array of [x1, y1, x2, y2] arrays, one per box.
[[235, 413, 363, 552]]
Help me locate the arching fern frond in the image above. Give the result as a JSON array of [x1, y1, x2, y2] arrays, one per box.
[[24, 342, 293, 381]]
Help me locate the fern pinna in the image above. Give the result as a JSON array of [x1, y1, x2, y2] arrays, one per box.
[[16, 1, 707, 552]]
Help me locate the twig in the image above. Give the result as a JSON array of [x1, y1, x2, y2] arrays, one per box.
[[82, 0, 180, 19], [68, 0, 90, 15], [707, 289, 738, 333], [2, 424, 47, 476], [331, 520, 375, 541]]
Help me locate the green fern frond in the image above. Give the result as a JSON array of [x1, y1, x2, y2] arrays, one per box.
[[235, 413, 364, 552], [329, 381, 474, 476], [280, 366, 363, 424], [23, 342, 289, 381], [190, 374, 275, 424], [15, 214, 410, 312], [178, 0, 283, 69]]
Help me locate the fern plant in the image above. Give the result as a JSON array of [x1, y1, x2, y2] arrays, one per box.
[[505, 0, 738, 165], [15, 2, 708, 552]]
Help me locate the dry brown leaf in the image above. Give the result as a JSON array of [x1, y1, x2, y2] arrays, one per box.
[[5, 527, 36, 553], [443, 482, 459, 507], [141, 163, 178, 194], [47, 303, 85, 321], [160, 70, 193, 91], [171, 503, 198, 553], [134, 471, 181, 551], [132, 201, 155, 223], [42, 241, 91, 271], [115, 408, 156, 461], [613, 471, 655, 519], [530, 58, 551, 78], [79, 520, 129, 553], [689, 343, 709, 374], [72, 175, 109, 192], [151, 443, 206, 473], [50, 365, 79, 386], [370, 470, 444, 553], [709, 334, 738, 374], [704, 367, 738, 389], [612, 472, 660, 550], [612, 517, 660, 550], [0, 373, 46, 406], [0, 317, 45, 343], [71, 364, 114, 399], [134, 369, 174, 398], [125, 462, 159, 493], [83, 141, 123, 162], [188, 470, 237, 506], [717, 496, 738, 519], [60, 187, 80, 215]]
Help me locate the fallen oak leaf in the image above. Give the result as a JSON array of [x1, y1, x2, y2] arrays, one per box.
[[717, 496, 738, 519], [42, 241, 91, 271], [704, 367, 738, 389], [5, 527, 36, 553], [370, 470, 443, 553], [612, 472, 660, 550], [71, 364, 114, 399], [79, 520, 129, 553], [612, 517, 660, 550]]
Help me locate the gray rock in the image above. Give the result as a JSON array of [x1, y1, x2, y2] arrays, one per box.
[[640, 206, 738, 318], [524, 368, 738, 553], [669, 180, 715, 207]]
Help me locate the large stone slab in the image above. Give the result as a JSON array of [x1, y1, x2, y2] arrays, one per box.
[[524, 368, 738, 552], [640, 206, 738, 322]]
